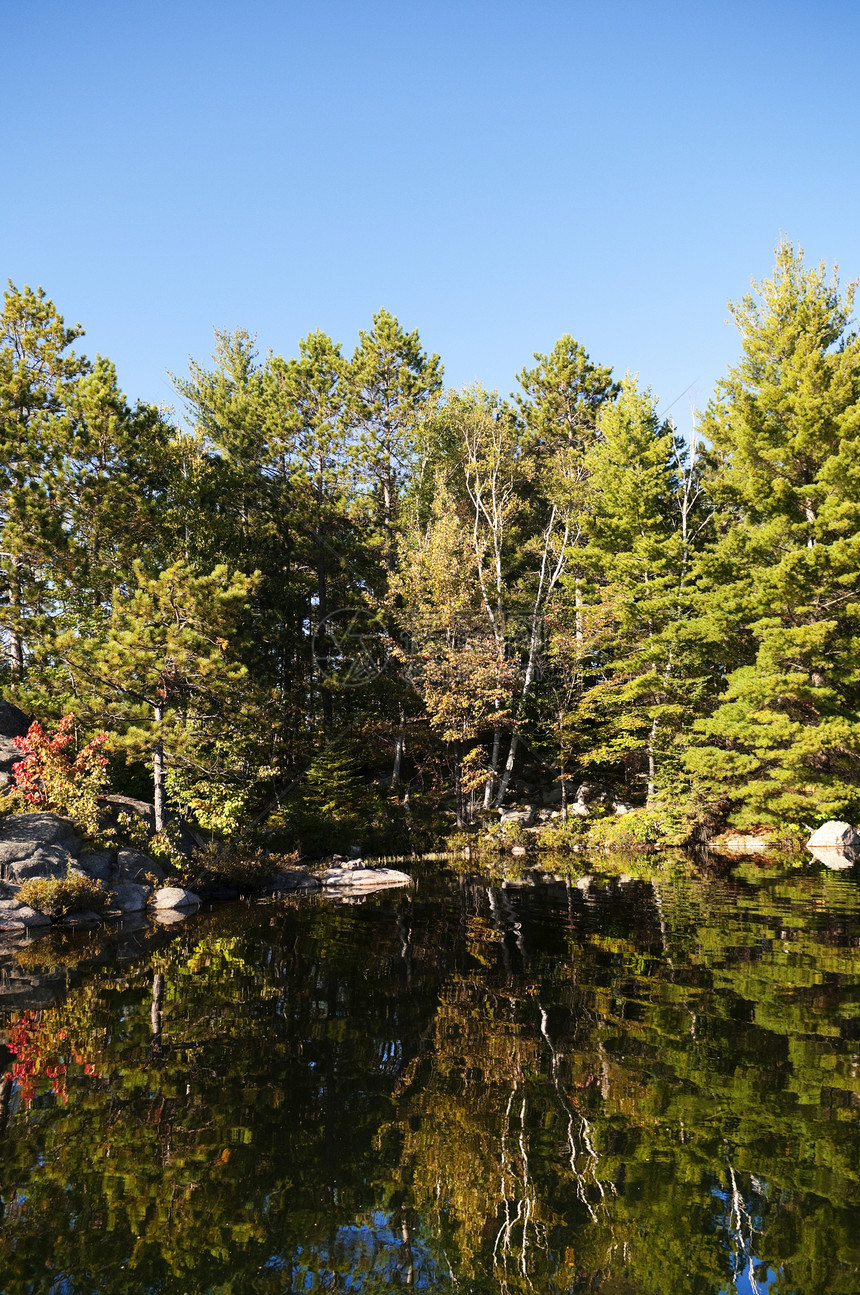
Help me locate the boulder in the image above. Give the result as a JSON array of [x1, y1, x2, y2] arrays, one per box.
[[77, 850, 116, 881], [807, 821, 860, 869], [151, 886, 200, 910], [116, 848, 165, 884], [321, 867, 411, 892], [574, 782, 612, 806], [108, 882, 152, 913], [0, 813, 81, 883], [0, 899, 51, 928], [500, 806, 536, 828]]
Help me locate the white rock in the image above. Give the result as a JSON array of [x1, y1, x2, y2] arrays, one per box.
[[151, 886, 200, 910], [321, 867, 411, 891], [806, 821, 860, 860]]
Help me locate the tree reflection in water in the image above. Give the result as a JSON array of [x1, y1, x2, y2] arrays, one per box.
[[0, 862, 857, 1292]]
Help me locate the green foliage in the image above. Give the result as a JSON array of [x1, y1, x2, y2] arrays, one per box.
[[18, 868, 109, 918], [586, 803, 688, 852], [689, 240, 860, 829], [532, 814, 587, 852], [5, 250, 860, 847]]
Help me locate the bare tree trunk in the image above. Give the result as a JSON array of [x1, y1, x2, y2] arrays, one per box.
[[483, 725, 501, 810], [153, 705, 167, 834], [392, 704, 405, 785], [647, 716, 658, 805]]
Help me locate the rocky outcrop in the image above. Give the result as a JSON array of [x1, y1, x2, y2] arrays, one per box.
[[807, 821, 860, 869], [0, 813, 82, 882], [0, 898, 52, 930], [500, 806, 536, 828]]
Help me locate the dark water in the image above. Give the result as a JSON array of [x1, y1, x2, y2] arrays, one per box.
[[0, 860, 858, 1294]]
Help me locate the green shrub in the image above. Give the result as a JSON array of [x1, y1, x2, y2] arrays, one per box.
[[480, 818, 531, 851], [587, 804, 685, 854], [18, 870, 110, 918], [533, 816, 588, 852]]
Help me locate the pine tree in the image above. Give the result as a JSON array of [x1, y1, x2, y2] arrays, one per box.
[[57, 560, 256, 832], [572, 377, 706, 806], [688, 241, 860, 829], [348, 309, 442, 579], [0, 284, 90, 682]]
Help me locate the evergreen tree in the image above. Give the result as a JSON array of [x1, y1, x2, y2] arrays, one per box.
[[0, 284, 90, 682], [57, 559, 257, 832], [348, 309, 442, 578], [575, 377, 701, 805], [689, 241, 860, 829]]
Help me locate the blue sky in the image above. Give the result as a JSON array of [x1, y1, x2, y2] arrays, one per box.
[[4, 1, 858, 435]]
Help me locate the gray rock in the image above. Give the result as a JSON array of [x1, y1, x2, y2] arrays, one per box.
[[77, 850, 116, 881], [613, 802, 633, 816], [542, 786, 564, 805], [116, 848, 165, 884], [807, 821, 860, 861], [568, 803, 590, 818], [99, 794, 156, 834], [575, 781, 612, 806], [500, 805, 536, 827], [0, 813, 81, 878], [0, 734, 23, 782], [7, 846, 77, 882], [151, 886, 200, 910], [108, 881, 151, 913], [272, 868, 322, 892], [321, 867, 411, 892], [0, 700, 30, 739], [0, 900, 51, 928]]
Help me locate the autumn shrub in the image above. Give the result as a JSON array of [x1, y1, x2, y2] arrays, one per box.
[[18, 869, 110, 918], [11, 716, 109, 840]]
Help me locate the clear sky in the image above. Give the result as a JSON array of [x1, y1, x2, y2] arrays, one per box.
[[4, 0, 858, 436]]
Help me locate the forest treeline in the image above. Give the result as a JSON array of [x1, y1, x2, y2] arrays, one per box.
[[1, 240, 859, 854]]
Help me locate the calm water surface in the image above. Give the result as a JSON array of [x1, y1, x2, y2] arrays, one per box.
[[0, 860, 857, 1293]]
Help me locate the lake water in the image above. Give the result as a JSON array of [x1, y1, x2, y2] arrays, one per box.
[[0, 858, 858, 1293]]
